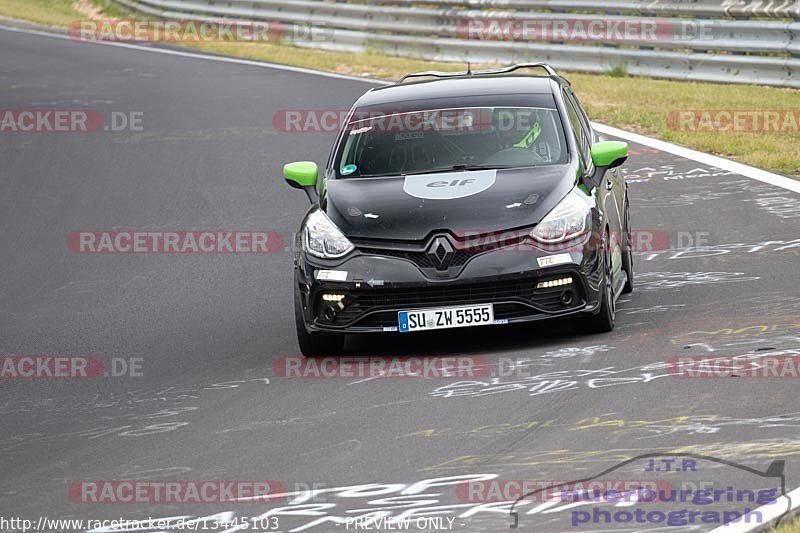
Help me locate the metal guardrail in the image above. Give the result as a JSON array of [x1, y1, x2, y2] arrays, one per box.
[[111, 0, 800, 87], [362, 0, 800, 19]]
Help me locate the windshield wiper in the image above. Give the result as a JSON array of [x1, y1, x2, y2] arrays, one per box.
[[351, 165, 512, 179], [451, 164, 513, 171], [402, 165, 511, 176]]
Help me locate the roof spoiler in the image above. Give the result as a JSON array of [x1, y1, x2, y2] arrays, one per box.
[[395, 62, 559, 84]]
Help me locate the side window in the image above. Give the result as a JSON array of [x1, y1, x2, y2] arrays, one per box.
[[562, 90, 593, 174], [568, 90, 593, 140]]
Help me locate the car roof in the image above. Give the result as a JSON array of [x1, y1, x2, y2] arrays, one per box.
[[355, 75, 562, 110]]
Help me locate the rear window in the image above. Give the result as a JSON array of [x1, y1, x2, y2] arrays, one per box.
[[334, 107, 568, 178]]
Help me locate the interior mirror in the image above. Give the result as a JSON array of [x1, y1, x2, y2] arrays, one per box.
[[591, 141, 628, 169]]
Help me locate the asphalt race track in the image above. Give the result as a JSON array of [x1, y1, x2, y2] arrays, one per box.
[[2, 26, 800, 533]]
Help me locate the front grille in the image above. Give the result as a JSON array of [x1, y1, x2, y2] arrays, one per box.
[[355, 279, 533, 308], [359, 247, 475, 268], [356, 231, 531, 271], [359, 248, 436, 268]]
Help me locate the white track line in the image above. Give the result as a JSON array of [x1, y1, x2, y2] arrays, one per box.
[[0, 23, 381, 85], [1, 23, 798, 196], [593, 123, 800, 194], [709, 485, 799, 532]]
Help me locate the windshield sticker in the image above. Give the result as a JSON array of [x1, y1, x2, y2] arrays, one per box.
[[349, 126, 372, 135], [403, 170, 497, 200], [341, 164, 357, 175], [395, 132, 424, 141]]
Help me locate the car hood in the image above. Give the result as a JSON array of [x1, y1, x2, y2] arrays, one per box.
[[324, 164, 577, 241]]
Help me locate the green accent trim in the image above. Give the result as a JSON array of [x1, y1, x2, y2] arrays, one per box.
[[590, 141, 628, 168], [513, 120, 542, 148], [283, 161, 318, 188]]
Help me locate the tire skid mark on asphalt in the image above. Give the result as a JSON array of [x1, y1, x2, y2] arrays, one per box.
[[419, 441, 800, 472], [0, 376, 271, 454], [399, 412, 800, 441]]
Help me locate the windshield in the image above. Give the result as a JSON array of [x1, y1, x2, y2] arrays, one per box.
[[335, 106, 567, 178]]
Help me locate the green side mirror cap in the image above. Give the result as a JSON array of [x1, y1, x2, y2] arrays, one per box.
[[283, 161, 318, 189], [591, 141, 628, 169]]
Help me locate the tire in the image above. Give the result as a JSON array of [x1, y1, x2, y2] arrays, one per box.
[[580, 230, 616, 333], [294, 289, 345, 356], [621, 199, 634, 294]]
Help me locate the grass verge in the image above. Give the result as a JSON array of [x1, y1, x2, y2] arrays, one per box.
[[1, 0, 798, 177], [0, 0, 81, 26], [775, 516, 800, 532]]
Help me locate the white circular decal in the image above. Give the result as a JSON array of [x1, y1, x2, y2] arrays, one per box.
[[402, 170, 497, 200]]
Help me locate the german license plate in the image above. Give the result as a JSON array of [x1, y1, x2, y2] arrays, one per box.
[[398, 304, 494, 333]]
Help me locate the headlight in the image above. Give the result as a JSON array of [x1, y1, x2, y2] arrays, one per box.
[[303, 209, 354, 259], [529, 188, 591, 244]]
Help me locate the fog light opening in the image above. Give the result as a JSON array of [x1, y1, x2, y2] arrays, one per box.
[[321, 306, 337, 321], [560, 291, 574, 305]]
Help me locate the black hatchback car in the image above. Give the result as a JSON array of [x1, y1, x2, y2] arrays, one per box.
[[284, 63, 633, 355]]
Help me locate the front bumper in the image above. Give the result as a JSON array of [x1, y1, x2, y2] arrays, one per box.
[[295, 239, 604, 334]]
